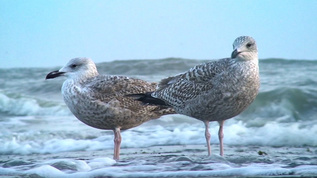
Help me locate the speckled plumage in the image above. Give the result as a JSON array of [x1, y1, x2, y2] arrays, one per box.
[[46, 58, 174, 160], [133, 36, 260, 156], [153, 57, 259, 122], [62, 75, 171, 130]]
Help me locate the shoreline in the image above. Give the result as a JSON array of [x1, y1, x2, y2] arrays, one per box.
[[1, 144, 317, 177]]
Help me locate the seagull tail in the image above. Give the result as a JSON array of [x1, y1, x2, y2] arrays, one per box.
[[126, 92, 168, 106]]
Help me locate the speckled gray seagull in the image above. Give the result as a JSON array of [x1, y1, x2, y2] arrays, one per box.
[[128, 36, 260, 156], [46, 58, 174, 160]]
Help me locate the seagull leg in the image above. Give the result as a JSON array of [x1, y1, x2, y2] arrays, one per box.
[[204, 121, 211, 156], [113, 127, 122, 161], [218, 120, 225, 156]]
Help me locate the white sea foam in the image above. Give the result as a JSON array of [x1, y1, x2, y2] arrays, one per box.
[[0, 92, 70, 116], [2, 115, 317, 156], [25, 165, 65, 178], [88, 157, 116, 169], [3, 159, 317, 177]]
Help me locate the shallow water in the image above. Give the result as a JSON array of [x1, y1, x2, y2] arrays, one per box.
[[1, 144, 317, 177]]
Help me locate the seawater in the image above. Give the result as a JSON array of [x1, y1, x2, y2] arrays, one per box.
[[1, 58, 317, 177]]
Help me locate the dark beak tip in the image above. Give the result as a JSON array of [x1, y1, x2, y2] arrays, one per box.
[[45, 74, 52, 80], [231, 49, 240, 58], [45, 70, 64, 80]]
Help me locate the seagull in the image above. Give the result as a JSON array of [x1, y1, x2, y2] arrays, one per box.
[[128, 36, 260, 156], [46, 58, 174, 160]]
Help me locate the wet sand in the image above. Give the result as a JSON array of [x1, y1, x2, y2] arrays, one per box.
[[1, 144, 317, 177]]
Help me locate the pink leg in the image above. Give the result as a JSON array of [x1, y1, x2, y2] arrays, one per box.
[[218, 120, 225, 156], [113, 127, 122, 161], [204, 121, 211, 156]]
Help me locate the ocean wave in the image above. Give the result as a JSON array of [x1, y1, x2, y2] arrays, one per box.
[[240, 87, 317, 126], [1, 116, 317, 156], [98, 58, 317, 75], [0, 91, 70, 117]]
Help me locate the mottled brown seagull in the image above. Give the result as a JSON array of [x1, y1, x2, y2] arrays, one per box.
[[46, 58, 174, 160], [128, 36, 260, 156]]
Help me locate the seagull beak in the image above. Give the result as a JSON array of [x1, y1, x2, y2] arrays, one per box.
[[46, 70, 65, 79], [231, 49, 241, 58]]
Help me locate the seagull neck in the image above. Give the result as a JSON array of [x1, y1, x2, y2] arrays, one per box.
[[236, 53, 258, 63], [72, 71, 99, 84]]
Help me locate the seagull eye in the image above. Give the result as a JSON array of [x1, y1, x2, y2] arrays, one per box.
[[70, 64, 77, 68], [246, 43, 252, 48]]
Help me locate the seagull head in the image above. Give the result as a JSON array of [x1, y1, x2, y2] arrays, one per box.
[[231, 36, 258, 61], [46, 58, 99, 81]]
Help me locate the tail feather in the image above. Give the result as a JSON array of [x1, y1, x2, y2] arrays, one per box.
[[126, 92, 168, 106]]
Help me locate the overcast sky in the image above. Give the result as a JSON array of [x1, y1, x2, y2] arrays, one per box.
[[1, 0, 317, 68]]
